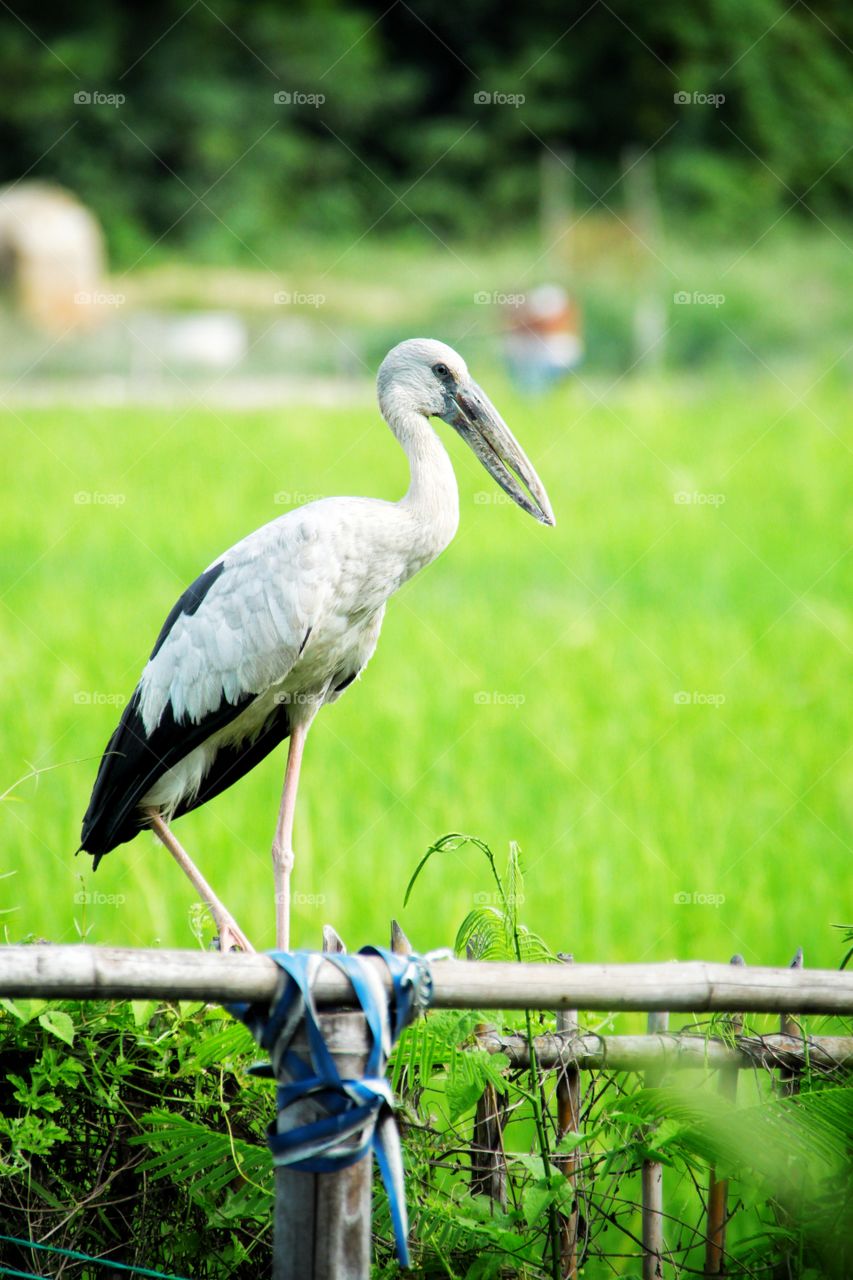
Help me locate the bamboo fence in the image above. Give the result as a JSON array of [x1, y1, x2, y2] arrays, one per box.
[[1, 936, 852, 1279]]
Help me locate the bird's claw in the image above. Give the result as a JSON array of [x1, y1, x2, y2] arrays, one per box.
[[215, 919, 255, 954]]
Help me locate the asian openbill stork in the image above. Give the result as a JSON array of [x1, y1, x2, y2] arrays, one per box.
[[80, 339, 555, 952]]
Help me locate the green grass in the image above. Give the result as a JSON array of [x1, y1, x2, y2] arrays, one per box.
[[1, 364, 850, 965]]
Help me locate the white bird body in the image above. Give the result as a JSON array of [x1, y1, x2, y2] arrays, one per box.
[[138, 418, 461, 817], [80, 338, 553, 949]]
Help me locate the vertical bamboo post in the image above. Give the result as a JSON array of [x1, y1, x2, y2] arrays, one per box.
[[642, 1009, 669, 1280], [779, 948, 803, 1096], [704, 954, 744, 1277], [777, 947, 804, 1278], [622, 145, 667, 368], [469, 937, 508, 1207], [539, 147, 575, 258], [272, 928, 372, 1280], [390, 918, 423, 1129], [322, 924, 347, 954], [471, 1078, 508, 1205], [556, 953, 581, 1278], [390, 919, 412, 956]]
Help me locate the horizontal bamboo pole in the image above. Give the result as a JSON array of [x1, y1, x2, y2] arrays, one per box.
[[478, 1030, 853, 1071], [1, 947, 853, 1013]]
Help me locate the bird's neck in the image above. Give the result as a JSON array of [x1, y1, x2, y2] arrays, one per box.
[[392, 407, 460, 560]]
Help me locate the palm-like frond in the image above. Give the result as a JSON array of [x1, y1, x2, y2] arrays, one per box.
[[634, 1083, 853, 1197], [132, 1109, 272, 1219]]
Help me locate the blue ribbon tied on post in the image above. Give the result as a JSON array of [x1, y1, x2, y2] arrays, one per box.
[[228, 946, 434, 1268]]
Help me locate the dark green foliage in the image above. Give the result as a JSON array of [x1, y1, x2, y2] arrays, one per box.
[[0, 1, 850, 263], [0, 997, 272, 1278]]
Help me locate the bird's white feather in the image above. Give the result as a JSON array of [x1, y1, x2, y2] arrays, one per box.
[[133, 340, 473, 816], [136, 463, 459, 815]]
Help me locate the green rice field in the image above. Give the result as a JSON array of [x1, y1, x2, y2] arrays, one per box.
[[1, 366, 850, 966]]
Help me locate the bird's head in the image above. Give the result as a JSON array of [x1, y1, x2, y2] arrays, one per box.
[[378, 338, 555, 526]]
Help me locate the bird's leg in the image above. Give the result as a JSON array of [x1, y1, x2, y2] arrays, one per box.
[[146, 809, 254, 953], [272, 717, 312, 952]]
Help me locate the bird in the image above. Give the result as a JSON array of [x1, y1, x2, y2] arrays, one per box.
[[80, 339, 555, 952]]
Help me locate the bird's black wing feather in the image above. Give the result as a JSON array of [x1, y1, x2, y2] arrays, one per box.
[[80, 560, 248, 864], [80, 685, 255, 864], [149, 561, 226, 658]]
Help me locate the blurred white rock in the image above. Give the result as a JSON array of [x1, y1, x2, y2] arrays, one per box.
[[160, 311, 249, 367]]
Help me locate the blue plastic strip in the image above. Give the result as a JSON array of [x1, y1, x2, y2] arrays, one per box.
[[227, 946, 432, 1268]]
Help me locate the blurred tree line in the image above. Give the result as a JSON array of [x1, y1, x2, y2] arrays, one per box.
[[0, 0, 850, 264]]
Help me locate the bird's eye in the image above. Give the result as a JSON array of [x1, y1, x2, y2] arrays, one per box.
[[432, 362, 450, 378]]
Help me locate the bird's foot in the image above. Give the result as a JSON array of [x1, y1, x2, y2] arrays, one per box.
[[214, 915, 255, 954]]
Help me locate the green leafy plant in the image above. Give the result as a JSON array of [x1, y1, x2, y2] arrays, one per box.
[[2, 838, 852, 1278], [0, 997, 271, 1278]]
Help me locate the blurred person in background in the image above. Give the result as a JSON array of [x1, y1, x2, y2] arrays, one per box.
[[504, 284, 583, 392]]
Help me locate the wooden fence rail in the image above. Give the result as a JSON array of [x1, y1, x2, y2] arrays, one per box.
[[475, 1029, 853, 1070], [2, 946, 853, 1012]]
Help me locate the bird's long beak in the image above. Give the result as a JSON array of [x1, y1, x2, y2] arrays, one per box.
[[441, 380, 555, 526]]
